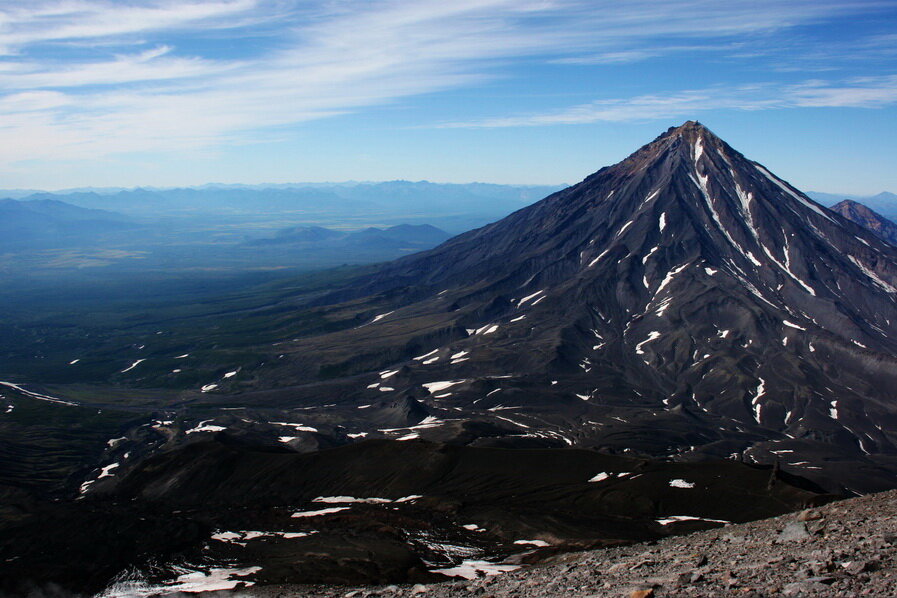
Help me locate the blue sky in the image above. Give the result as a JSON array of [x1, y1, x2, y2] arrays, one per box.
[[1, 0, 896, 194]]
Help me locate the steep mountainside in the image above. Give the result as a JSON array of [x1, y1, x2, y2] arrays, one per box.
[[831, 199, 897, 245], [155, 121, 897, 494]]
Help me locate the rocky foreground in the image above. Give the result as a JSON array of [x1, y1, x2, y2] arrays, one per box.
[[242, 489, 897, 598]]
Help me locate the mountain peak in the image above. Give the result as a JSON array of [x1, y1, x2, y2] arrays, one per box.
[[245, 122, 897, 492], [664, 120, 717, 141]]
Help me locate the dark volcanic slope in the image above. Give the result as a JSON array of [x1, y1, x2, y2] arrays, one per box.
[[1, 438, 828, 594], [111, 122, 897, 494], [831, 199, 897, 245]]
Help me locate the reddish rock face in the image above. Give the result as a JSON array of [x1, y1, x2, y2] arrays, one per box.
[[831, 199, 897, 245]]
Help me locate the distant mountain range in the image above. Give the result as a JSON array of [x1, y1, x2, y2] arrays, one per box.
[[4, 181, 561, 230], [0, 198, 137, 250], [808, 191, 897, 219]]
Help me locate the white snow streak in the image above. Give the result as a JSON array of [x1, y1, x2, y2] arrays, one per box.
[[518, 290, 545, 306], [0, 381, 78, 406], [848, 256, 897, 293], [588, 249, 611, 268], [754, 164, 836, 223], [656, 263, 690, 294], [291, 507, 350, 518], [750, 378, 767, 424], [120, 359, 146, 373], [635, 331, 661, 355], [656, 515, 730, 526], [423, 380, 466, 393]]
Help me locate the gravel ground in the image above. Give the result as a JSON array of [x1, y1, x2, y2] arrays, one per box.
[[231, 489, 897, 598]]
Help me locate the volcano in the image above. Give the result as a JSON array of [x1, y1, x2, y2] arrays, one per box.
[[196, 121, 897, 494], [7, 121, 897, 594]]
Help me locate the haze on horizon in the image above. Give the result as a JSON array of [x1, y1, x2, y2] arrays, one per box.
[[1, 0, 896, 195]]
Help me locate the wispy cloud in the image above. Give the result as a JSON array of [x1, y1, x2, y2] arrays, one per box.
[[0, 0, 893, 164], [0, 0, 264, 53], [439, 75, 897, 129]]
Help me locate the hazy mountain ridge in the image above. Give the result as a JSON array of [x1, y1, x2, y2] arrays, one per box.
[[0, 198, 139, 250], [808, 190, 897, 219], [10, 181, 562, 221]]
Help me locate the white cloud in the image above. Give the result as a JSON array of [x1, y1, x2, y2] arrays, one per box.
[[0, 0, 893, 164], [438, 76, 897, 129], [787, 76, 897, 108], [0, 0, 262, 52]]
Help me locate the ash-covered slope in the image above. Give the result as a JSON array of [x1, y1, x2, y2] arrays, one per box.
[[165, 122, 897, 494], [1, 438, 829, 595], [831, 199, 897, 245]]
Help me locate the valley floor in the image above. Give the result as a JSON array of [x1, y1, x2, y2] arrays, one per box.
[[243, 489, 897, 598]]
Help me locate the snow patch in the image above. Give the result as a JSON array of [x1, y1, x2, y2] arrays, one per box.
[[635, 331, 661, 355], [656, 515, 729, 526], [475, 324, 499, 335], [271, 422, 318, 432], [432, 560, 520, 580], [423, 380, 466, 393], [656, 263, 690, 294], [120, 359, 146, 373], [643, 246, 659, 264], [291, 507, 350, 518], [185, 420, 226, 434], [669, 478, 694, 489], [517, 290, 545, 306], [750, 378, 767, 424], [313, 496, 392, 504], [98, 463, 120, 479]]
